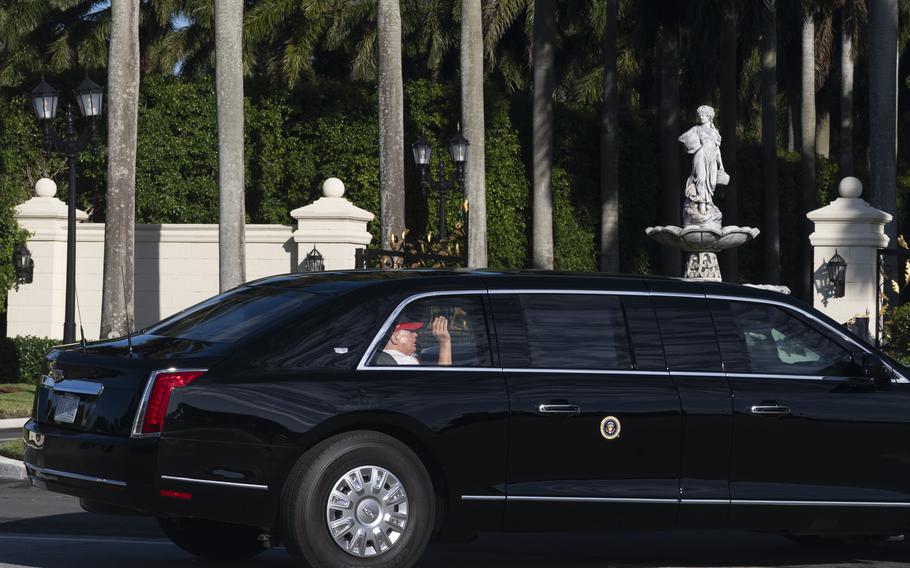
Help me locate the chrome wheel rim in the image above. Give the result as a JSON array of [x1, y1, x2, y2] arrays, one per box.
[[325, 465, 409, 557]]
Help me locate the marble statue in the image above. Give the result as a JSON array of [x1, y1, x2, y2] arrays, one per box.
[[645, 104, 759, 281], [678, 105, 728, 229]]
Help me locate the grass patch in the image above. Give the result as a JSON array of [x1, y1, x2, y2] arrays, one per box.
[[0, 383, 35, 419], [0, 440, 23, 461]]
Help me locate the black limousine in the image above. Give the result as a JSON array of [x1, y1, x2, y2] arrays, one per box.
[[23, 270, 910, 567]]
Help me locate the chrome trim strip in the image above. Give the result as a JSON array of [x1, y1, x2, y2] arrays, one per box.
[[727, 372, 825, 381], [27, 464, 127, 487], [42, 378, 104, 396], [507, 496, 678, 504], [460, 495, 910, 508], [160, 475, 268, 490], [732, 499, 910, 508], [131, 368, 208, 439], [669, 371, 726, 378], [461, 495, 507, 501]]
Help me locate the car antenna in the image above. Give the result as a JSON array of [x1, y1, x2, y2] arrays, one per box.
[[75, 281, 86, 350], [121, 265, 133, 358]]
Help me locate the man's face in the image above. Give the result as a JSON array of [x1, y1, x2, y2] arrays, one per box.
[[393, 329, 418, 355]]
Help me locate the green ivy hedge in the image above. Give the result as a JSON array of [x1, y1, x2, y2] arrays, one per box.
[[0, 74, 884, 302], [0, 336, 59, 384]]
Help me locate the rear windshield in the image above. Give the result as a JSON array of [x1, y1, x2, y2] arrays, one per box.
[[145, 286, 325, 343]]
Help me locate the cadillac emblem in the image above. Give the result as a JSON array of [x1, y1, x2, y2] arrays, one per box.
[[600, 416, 621, 440]]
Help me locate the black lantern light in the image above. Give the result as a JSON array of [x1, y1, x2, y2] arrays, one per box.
[[75, 73, 103, 118], [30, 76, 59, 122], [826, 249, 847, 298], [28, 72, 103, 343], [448, 129, 469, 165], [303, 245, 325, 272], [13, 244, 34, 285], [411, 129, 469, 242], [412, 137, 432, 167]]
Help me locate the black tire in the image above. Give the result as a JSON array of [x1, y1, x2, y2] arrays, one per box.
[[281, 431, 435, 568], [158, 517, 265, 561]]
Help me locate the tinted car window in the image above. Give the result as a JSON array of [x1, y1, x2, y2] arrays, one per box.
[[651, 296, 722, 372], [726, 301, 853, 376], [369, 295, 491, 367], [146, 286, 324, 343], [492, 293, 632, 370]]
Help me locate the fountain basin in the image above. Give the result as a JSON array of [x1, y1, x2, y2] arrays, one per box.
[[645, 225, 760, 253]]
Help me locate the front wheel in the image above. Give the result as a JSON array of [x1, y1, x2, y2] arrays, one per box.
[[281, 431, 435, 568], [157, 517, 265, 560]]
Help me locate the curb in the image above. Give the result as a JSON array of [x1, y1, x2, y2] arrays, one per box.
[[0, 417, 28, 429], [0, 454, 25, 481]]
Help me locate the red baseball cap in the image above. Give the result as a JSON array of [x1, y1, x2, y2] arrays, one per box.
[[393, 321, 423, 333]]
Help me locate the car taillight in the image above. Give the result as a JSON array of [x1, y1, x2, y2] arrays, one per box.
[[137, 370, 206, 435]]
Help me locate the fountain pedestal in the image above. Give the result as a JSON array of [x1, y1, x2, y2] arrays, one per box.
[[645, 223, 760, 281]]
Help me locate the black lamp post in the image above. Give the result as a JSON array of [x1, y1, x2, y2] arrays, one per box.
[[31, 73, 103, 343], [303, 246, 325, 272], [826, 249, 847, 298], [411, 130, 469, 242], [13, 244, 34, 285]]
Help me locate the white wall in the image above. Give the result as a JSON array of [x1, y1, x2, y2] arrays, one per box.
[[7, 177, 373, 341]]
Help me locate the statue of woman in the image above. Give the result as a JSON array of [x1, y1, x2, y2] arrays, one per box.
[[679, 105, 729, 218]]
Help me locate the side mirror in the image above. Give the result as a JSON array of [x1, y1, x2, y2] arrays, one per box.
[[861, 353, 892, 385]]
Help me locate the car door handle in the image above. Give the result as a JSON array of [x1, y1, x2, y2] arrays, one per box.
[[538, 404, 581, 415], [750, 404, 791, 416]]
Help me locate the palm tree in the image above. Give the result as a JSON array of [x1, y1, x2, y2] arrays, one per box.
[[869, 0, 897, 242], [658, 13, 681, 277], [798, 5, 816, 300], [719, 0, 738, 282], [461, 0, 487, 267], [839, 0, 867, 177], [760, 0, 780, 284], [531, 0, 555, 269], [600, 0, 619, 273], [99, 0, 139, 339], [215, 0, 245, 291], [378, 0, 405, 248], [0, 0, 106, 87]]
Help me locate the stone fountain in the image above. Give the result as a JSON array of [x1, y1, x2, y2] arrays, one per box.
[[646, 105, 759, 281]]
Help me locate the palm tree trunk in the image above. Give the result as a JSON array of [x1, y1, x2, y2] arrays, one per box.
[[761, 0, 780, 284], [378, 0, 405, 250], [532, 0, 555, 269], [215, 0, 245, 291], [799, 10, 816, 300], [461, 0, 486, 267], [816, 107, 830, 158], [600, 0, 619, 273], [719, 1, 738, 282], [659, 24, 681, 276], [839, 8, 854, 177], [869, 0, 897, 238], [100, 0, 139, 338]]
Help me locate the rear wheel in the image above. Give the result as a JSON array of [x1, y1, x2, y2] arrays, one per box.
[[157, 517, 265, 560], [281, 431, 435, 568]]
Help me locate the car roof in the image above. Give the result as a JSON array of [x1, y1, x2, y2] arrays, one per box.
[[245, 269, 803, 308]]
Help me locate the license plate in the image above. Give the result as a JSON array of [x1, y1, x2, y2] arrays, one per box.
[[54, 393, 79, 424]]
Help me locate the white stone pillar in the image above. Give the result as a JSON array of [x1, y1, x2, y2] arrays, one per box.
[[808, 177, 891, 339], [8, 178, 89, 339], [290, 178, 375, 271]]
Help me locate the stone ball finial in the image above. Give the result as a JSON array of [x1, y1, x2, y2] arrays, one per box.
[[838, 176, 863, 199], [323, 177, 345, 198], [35, 177, 57, 198]]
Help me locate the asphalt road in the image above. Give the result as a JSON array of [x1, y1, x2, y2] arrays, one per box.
[[2, 479, 910, 567]]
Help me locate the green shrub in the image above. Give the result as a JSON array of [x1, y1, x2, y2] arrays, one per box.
[[884, 304, 910, 365], [0, 336, 59, 384]]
